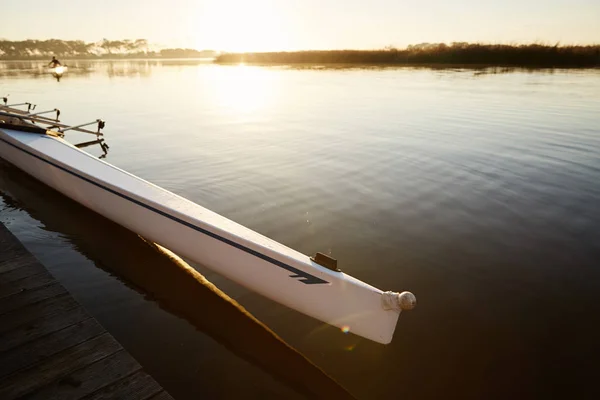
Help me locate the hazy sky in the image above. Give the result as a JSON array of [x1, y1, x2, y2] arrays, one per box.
[[3, 0, 599, 51]]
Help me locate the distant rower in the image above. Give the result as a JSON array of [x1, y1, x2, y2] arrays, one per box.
[[48, 56, 61, 68]]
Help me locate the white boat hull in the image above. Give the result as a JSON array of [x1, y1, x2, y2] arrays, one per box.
[[0, 127, 407, 344]]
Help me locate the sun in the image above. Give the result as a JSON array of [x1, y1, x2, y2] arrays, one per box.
[[194, 0, 289, 52]]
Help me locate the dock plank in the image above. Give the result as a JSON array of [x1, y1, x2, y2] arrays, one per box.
[[0, 243, 31, 264], [0, 263, 46, 284], [0, 282, 67, 315], [0, 293, 78, 334], [0, 307, 91, 352], [0, 222, 173, 399], [0, 317, 105, 378], [0, 332, 121, 399], [23, 350, 143, 400], [0, 271, 56, 299], [0, 256, 39, 273]]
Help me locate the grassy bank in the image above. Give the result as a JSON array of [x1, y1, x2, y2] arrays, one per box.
[[215, 44, 600, 67]]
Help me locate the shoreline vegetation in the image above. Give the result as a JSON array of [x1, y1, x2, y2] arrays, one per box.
[[1, 39, 598, 68], [216, 43, 600, 68], [0, 39, 216, 60]]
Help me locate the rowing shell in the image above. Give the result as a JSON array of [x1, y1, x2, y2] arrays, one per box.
[[0, 125, 415, 344]]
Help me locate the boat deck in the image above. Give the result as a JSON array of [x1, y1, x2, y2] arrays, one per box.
[[0, 222, 174, 400]]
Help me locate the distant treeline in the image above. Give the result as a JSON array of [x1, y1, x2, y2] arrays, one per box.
[[216, 43, 600, 67], [0, 39, 217, 59]]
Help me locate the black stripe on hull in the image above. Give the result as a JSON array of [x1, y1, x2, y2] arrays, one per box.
[[0, 134, 330, 285]]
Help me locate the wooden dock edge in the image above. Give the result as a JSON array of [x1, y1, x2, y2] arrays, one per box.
[[0, 222, 174, 400]]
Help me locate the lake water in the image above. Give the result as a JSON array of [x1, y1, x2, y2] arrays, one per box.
[[1, 60, 600, 399]]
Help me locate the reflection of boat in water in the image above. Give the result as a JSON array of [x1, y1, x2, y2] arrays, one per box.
[[0, 102, 416, 344]]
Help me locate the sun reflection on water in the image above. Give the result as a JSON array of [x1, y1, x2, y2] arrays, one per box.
[[208, 64, 279, 114]]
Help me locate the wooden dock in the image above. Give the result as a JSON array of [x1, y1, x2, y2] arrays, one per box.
[[0, 222, 174, 400]]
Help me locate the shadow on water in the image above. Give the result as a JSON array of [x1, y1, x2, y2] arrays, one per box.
[[0, 160, 354, 400]]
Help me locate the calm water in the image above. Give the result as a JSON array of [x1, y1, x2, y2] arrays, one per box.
[[1, 60, 600, 399]]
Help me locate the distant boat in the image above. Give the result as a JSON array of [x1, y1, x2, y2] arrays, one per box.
[[0, 102, 416, 344]]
